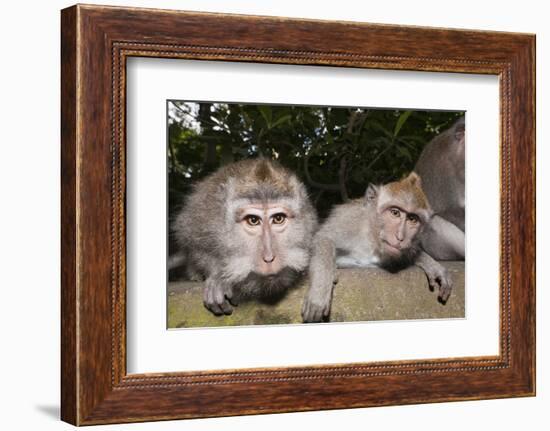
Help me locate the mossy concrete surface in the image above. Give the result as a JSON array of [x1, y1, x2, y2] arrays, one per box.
[[168, 262, 465, 328]]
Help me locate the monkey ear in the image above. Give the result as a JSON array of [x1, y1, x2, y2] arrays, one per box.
[[407, 172, 422, 188], [365, 184, 378, 202]]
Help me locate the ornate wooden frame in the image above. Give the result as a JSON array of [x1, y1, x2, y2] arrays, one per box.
[[61, 4, 535, 425]]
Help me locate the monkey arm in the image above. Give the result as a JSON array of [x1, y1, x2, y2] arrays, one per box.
[[302, 236, 337, 323], [414, 251, 453, 303], [421, 215, 465, 260]]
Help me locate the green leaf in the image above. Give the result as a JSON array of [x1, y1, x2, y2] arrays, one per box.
[[397, 146, 412, 161], [271, 114, 291, 129], [369, 119, 393, 138], [393, 111, 412, 137], [258, 106, 272, 128]]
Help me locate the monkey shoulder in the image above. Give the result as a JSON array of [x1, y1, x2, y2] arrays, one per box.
[[173, 186, 226, 253], [316, 200, 368, 243], [327, 200, 366, 225]]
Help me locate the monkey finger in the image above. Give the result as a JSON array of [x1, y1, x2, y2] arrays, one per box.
[[301, 302, 311, 322], [437, 276, 453, 303], [438, 294, 449, 305], [303, 307, 316, 323], [301, 298, 311, 315], [438, 284, 452, 304], [304, 311, 318, 323], [203, 287, 224, 315], [302, 302, 323, 323], [219, 299, 234, 315], [204, 299, 224, 316], [427, 278, 437, 292], [227, 295, 239, 307], [203, 294, 223, 315], [437, 286, 452, 304], [213, 289, 233, 315], [224, 288, 239, 306], [312, 308, 323, 323], [202, 287, 213, 309], [301, 303, 313, 323], [316, 307, 326, 322]]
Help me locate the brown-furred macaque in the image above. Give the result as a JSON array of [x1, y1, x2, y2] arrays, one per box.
[[415, 117, 465, 261], [170, 158, 318, 316], [302, 172, 452, 323]]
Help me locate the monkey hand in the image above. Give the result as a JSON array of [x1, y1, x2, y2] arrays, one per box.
[[301, 284, 333, 323], [425, 265, 453, 304], [203, 278, 235, 316], [415, 252, 453, 304]]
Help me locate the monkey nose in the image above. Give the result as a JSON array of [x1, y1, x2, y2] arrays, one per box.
[[263, 254, 275, 263]]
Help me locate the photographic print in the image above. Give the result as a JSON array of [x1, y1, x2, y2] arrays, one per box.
[[167, 101, 465, 328]]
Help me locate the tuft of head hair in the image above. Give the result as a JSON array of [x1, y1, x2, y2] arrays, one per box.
[[380, 172, 433, 222], [230, 158, 299, 202], [252, 159, 294, 193]]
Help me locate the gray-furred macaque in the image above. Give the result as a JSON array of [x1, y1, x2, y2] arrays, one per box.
[[302, 172, 452, 323], [170, 158, 318, 316], [415, 117, 465, 261]]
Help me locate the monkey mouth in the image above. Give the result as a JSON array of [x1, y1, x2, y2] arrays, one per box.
[[256, 263, 283, 276], [259, 269, 280, 276], [383, 240, 402, 254]]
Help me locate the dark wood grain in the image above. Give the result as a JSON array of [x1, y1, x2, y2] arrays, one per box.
[[60, 6, 77, 425], [61, 4, 536, 425]]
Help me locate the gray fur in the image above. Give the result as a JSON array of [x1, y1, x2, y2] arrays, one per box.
[[171, 158, 318, 316], [414, 117, 465, 259], [421, 215, 464, 261]]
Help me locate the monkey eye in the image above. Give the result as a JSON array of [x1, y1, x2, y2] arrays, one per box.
[[390, 208, 401, 218], [407, 214, 419, 224], [244, 215, 261, 226], [272, 213, 287, 225]]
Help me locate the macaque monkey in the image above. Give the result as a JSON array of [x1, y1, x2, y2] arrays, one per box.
[[170, 159, 318, 316], [415, 117, 465, 260], [302, 172, 452, 323]]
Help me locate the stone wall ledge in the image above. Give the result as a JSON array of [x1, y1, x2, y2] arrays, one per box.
[[168, 262, 465, 328]]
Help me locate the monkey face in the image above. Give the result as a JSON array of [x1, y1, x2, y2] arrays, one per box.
[[378, 206, 422, 257], [235, 203, 296, 276]]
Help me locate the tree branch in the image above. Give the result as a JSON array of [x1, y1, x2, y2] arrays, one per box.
[[303, 146, 341, 192], [338, 156, 349, 202]]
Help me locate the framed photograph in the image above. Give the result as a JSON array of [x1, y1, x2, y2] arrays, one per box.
[[61, 4, 535, 425]]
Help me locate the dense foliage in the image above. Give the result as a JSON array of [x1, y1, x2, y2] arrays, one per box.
[[168, 101, 463, 218]]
